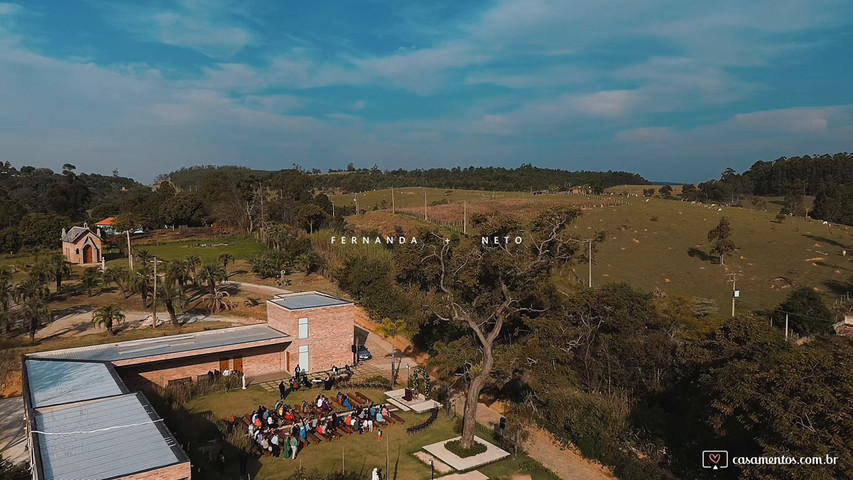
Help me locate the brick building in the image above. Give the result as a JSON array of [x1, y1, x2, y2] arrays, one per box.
[[21, 291, 354, 479], [61, 224, 103, 265]]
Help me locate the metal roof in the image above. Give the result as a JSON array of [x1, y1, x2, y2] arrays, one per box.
[[26, 360, 125, 408], [60, 226, 95, 243], [29, 324, 289, 363], [270, 291, 351, 310], [34, 393, 187, 480]]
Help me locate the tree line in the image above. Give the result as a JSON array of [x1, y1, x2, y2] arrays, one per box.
[[678, 153, 853, 225]]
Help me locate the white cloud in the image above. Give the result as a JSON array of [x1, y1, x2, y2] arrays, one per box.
[[574, 90, 638, 118], [98, 0, 257, 58], [614, 127, 674, 142], [731, 107, 841, 133]]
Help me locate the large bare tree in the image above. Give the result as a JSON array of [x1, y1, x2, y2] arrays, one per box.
[[397, 207, 583, 448]]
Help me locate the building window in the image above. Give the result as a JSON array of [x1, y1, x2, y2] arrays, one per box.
[[298, 317, 308, 339]]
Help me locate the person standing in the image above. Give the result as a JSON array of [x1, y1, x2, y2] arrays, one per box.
[[294, 364, 301, 381], [289, 435, 299, 460], [279, 380, 287, 399]]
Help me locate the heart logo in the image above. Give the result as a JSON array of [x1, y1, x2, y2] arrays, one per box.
[[709, 453, 720, 464]]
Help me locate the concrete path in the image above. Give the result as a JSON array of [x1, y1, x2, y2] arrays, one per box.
[[223, 281, 291, 297], [0, 397, 26, 465]]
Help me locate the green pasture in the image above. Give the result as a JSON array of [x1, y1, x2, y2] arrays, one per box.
[[331, 187, 535, 211], [118, 235, 264, 264], [184, 386, 556, 480], [557, 197, 853, 317]]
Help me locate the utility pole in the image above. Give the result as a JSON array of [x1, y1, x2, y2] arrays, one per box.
[[331, 199, 335, 218], [785, 313, 789, 340], [588, 239, 593, 288], [353, 196, 359, 215], [463, 201, 467, 235], [424, 190, 428, 220], [151, 256, 159, 329], [126, 230, 133, 270], [726, 272, 740, 317], [391, 188, 395, 214]]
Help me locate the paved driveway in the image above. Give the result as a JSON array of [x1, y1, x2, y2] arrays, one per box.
[[0, 396, 27, 465]]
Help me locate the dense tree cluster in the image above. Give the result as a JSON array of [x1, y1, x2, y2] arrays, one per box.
[[166, 163, 649, 194], [681, 153, 853, 225]]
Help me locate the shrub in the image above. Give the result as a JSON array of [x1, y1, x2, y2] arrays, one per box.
[[445, 439, 487, 458]]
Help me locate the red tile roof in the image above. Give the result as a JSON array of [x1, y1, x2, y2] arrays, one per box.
[[96, 217, 117, 226]]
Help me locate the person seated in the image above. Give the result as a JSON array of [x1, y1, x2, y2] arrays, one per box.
[[342, 396, 352, 411], [316, 395, 324, 408], [381, 405, 390, 418], [325, 419, 336, 433], [344, 364, 352, 375], [298, 423, 307, 440], [321, 398, 331, 412], [336, 391, 344, 404], [352, 417, 362, 434], [332, 365, 338, 375], [291, 377, 300, 390], [266, 415, 275, 428], [290, 424, 299, 438], [259, 436, 271, 456], [284, 409, 295, 422], [375, 410, 385, 423], [301, 401, 309, 413], [316, 422, 325, 435], [368, 405, 377, 418]]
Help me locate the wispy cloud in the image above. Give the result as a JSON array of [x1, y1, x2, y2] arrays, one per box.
[[97, 0, 258, 58]]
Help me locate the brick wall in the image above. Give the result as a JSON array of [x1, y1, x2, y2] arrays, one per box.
[[118, 344, 287, 389], [267, 302, 354, 374], [118, 461, 191, 480]]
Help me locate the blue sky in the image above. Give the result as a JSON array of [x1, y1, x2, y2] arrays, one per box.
[[0, 1, 851, 183]]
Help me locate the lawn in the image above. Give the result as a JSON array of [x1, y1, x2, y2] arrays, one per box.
[[182, 386, 557, 480], [331, 187, 537, 211], [127, 235, 265, 263]]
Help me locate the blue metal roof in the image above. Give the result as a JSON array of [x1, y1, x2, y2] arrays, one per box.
[[34, 393, 186, 480], [26, 360, 125, 408], [29, 324, 289, 362], [270, 291, 351, 310]]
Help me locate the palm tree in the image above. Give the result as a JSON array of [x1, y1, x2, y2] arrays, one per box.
[[22, 296, 51, 341], [136, 249, 152, 265], [91, 304, 125, 335], [81, 267, 102, 297], [0, 276, 13, 334], [133, 264, 153, 307], [165, 259, 189, 294], [219, 253, 234, 276], [197, 263, 227, 298], [104, 266, 130, 299], [15, 277, 49, 303], [204, 288, 234, 314], [376, 317, 408, 386], [156, 283, 187, 328], [45, 254, 72, 292], [27, 262, 50, 285], [186, 256, 201, 285]]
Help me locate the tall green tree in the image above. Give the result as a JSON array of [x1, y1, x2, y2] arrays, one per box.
[[218, 253, 234, 275], [707, 216, 735, 265], [395, 208, 582, 449], [20, 296, 50, 341], [91, 304, 125, 335], [774, 287, 834, 335]]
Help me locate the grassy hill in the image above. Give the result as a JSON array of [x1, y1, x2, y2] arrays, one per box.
[[343, 189, 853, 319]]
